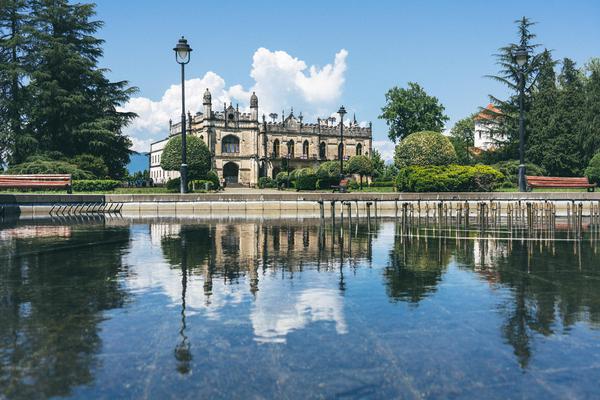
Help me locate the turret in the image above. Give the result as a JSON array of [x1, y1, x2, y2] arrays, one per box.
[[250, 91, 258, 121], [203, 88, 212, 119]]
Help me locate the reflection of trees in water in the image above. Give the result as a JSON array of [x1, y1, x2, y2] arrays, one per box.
[[0, 225, 131, 399], [384, 230, 452, 303], [385, 225, 600, 368]]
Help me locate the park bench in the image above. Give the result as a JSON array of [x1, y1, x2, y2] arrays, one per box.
[[526, 176, 596, 192], [0, 174, 72, 193], [331, 178, 349, 193]]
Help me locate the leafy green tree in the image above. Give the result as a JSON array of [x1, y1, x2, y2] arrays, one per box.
[[394, 131, 457, 169], [486, 17, 543, 159], [161, 135, 211, 180], [347, 155, 373, 188], [26, 0, 136, 178], [449, 116, 475, 164], [379, 82, 449, 142], [584, 152, 600, 185]]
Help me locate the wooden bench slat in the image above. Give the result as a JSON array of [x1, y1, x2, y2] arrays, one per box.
[[0, 174, 72, 192]]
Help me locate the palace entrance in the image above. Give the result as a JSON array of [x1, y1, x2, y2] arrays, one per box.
[[223, 162, 239, 184]]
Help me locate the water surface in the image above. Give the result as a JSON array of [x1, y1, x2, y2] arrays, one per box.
[[1, 217, 600, 399]]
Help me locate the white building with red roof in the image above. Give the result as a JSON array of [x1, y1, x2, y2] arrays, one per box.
[[473, 104, 506, 151]]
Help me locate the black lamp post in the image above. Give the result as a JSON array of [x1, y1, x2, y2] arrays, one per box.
[[514, 46, 528, 192], [337, 105, 347, 176], [174, 37, 192, 193]]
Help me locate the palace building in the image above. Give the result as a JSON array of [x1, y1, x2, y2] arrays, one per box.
[[149, 89, 373, 186]]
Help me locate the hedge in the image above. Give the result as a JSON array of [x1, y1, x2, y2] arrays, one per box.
[[369, 181, 395, 187], [166, 178, 181, 192], [7, 160, 94, 180], [72, 180, 120, 192], [396, 164, 504, 192], [316, 176, 340, 189]]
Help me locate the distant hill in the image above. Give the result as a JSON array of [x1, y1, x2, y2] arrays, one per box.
[[127, 152, 149, 174]]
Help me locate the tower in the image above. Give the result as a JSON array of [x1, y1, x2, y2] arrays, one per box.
[[203, 88, 212, 119], [250, 92, 258, 121]]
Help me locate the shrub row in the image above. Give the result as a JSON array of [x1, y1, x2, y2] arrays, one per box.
[[395, 165, 504, 192], [72, 180, 120, 192], [258, 176, 278, 188], [369, 181, 394, 188]]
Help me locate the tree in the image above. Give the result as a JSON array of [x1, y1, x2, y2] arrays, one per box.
[[161, 135, 211, 180], [25, 0, 136, 178], [486, 17, 543, 159], [583, 59, 600, 161], [72, 154, 109, 178], [0, 0, 35, 165], [394, 131, 457, 169], [370, 149, 385, 178], [347, 155, 373, 188], [379, 82, 449, 142], [449, 116, 475, 164]]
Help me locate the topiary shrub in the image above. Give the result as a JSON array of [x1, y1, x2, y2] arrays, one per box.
[[160, 135, 211, 180], [395, 164, 504, 192], [7, 160, 94, 180], [394, 131, 458, 169], [293, 168, 318, 191], [72, 180, 120, 192], [166, 177, 181, 192], [585, 152, 600, 185], [493, 160, 546, 188]]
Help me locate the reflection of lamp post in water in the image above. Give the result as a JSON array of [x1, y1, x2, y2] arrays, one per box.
[[175, 237, 192, 374]]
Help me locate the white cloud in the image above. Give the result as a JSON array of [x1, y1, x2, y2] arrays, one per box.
[[373, 140, 395, 163], [122, 48, 348, 152]]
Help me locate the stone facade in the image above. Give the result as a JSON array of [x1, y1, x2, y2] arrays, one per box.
[[150, 90, 372, 186]]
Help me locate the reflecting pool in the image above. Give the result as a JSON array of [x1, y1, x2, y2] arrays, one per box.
[[1, 216, 600, 399]]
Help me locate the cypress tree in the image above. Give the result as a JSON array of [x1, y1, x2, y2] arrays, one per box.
[[583, 59, 600, 161]]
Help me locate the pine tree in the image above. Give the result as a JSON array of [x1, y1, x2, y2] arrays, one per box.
[[0, 0, 35, 164], [526, 50, 559, 172], [486, 17, 543, 160], [583, 59, 600, 161], [27, 0, 136, 178]]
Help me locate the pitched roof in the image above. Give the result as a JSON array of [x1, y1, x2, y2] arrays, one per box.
[[475, 103, 502, 121]]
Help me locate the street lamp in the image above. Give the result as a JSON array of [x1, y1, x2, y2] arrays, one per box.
[[174, 37, 192, 193], [514, 46, 528, 192], [337, 105, 347, 176]]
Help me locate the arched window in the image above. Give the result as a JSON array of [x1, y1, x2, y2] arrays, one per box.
[[338, 143, 344, 160], [303, 140, 309, 159], [222, 135, 239, 153], [273, 139, 280, 158], [287, 140, 295, 158], [356, 143, 362, 156], [319, 142, 326, 159]]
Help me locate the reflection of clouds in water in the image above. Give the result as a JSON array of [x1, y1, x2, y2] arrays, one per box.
[[124, 229, 245, 319], [251, 287, 347, 344]]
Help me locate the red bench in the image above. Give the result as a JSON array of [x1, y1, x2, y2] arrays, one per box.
[[331, 178, 349, 193], [0, 174, 72, 193], [526, 176, 596, 192]]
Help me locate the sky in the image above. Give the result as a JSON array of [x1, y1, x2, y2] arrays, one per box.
[[92, 0, 600, 161]]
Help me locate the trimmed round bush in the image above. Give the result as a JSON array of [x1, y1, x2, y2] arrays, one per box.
[[161, 135, 211, 180], [293, 168, 317, 191], [394, 131, 458, 169], [585, 153, 600, 185], [395, 164, 504, 192]]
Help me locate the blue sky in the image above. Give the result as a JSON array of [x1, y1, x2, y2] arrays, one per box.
[[93, 0, 600, 160]]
